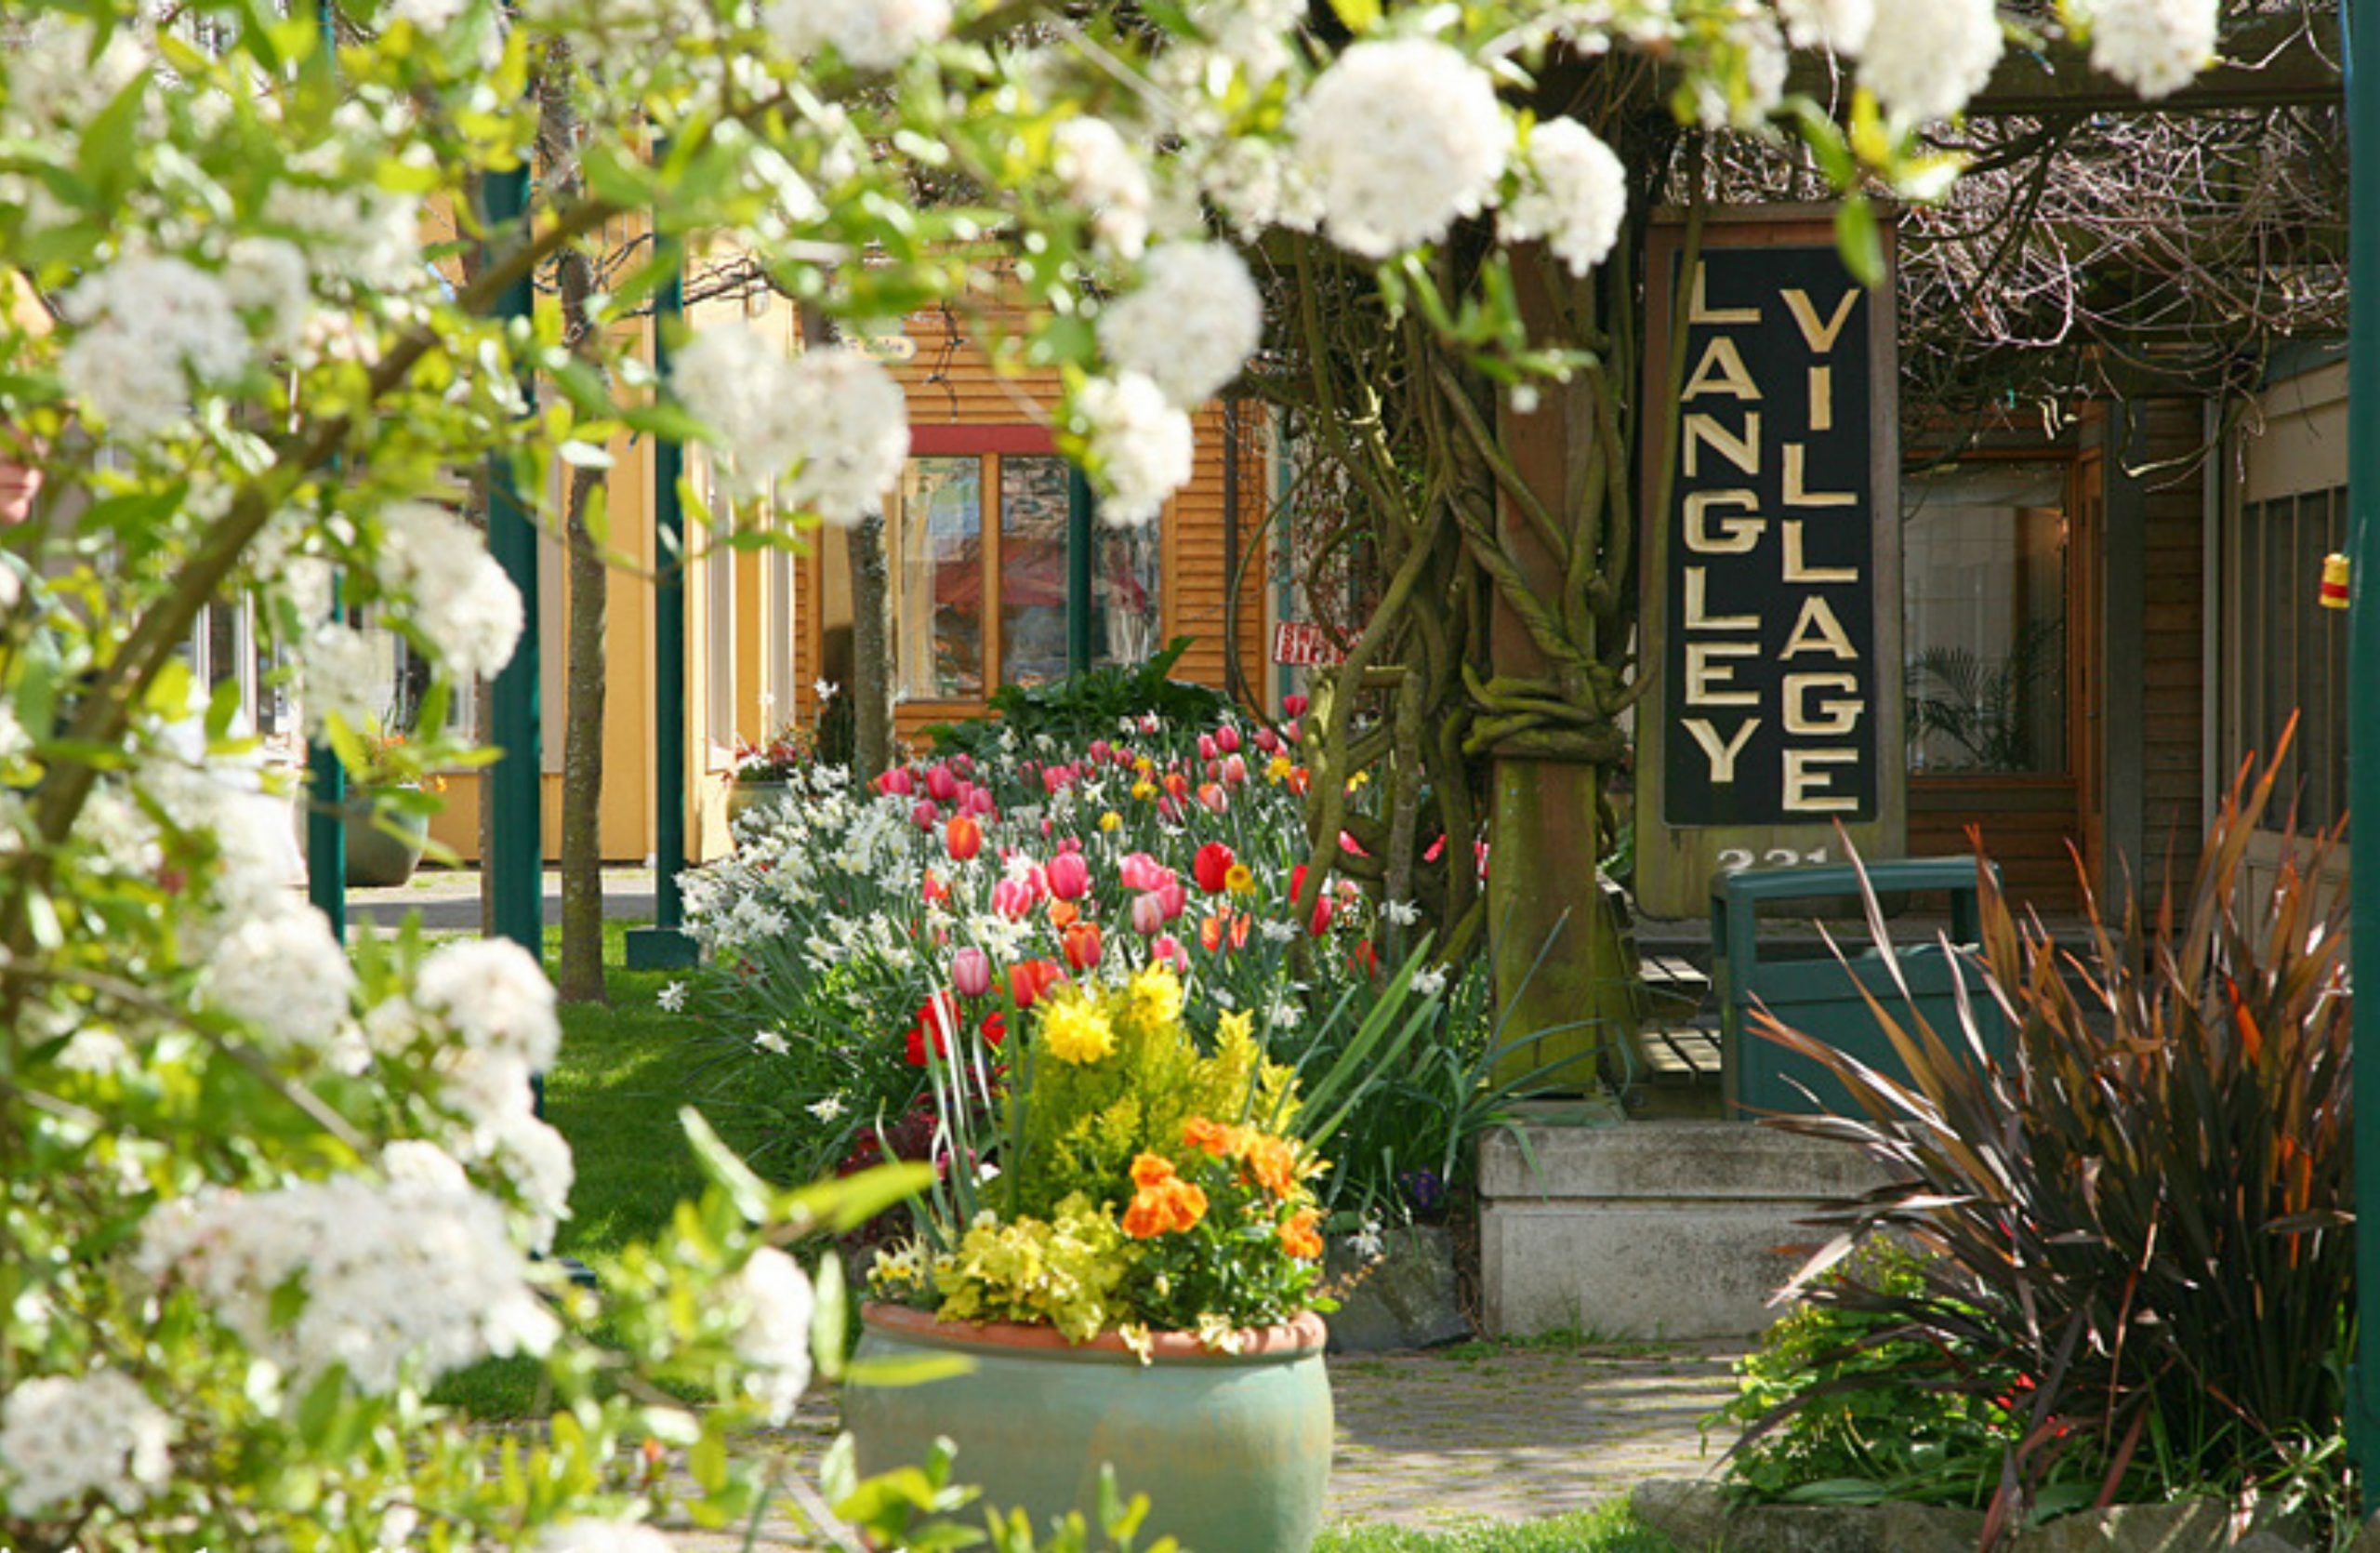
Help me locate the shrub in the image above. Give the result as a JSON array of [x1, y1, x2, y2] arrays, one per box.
[[1745, 745, 2352, 1542]]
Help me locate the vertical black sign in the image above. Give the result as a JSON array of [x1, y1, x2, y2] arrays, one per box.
[[1663, 246, 1878, 826]]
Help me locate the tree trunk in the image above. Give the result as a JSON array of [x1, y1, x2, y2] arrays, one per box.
[[799, 301, 896, 781], [544, 51, 609, 1003]]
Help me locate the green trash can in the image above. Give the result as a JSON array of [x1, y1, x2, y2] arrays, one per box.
[[1712, 858, 2006, 1119]]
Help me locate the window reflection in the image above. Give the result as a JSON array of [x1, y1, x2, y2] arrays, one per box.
[[894, 456, 985, 698]]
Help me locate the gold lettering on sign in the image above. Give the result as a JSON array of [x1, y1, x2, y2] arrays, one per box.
[[1784, 673, 1865, 736], [1781, 444, 1857, 507], [1682, 337, 1762, 402], [1685, 642, 1761, 706], [1683, 490, 1765, 553], [1808, 365, 1833, 432], [1683, 568, 1760, 630], [1782, 289, 1859, 353], [1782, 596, 1858, 659], [1684, 415, 1761, 479], [1689, 262, 1760, 325], [1685, 717, 1761, 783], [1782, 522, 1858, 582], [1782, 748, 1861, 812]]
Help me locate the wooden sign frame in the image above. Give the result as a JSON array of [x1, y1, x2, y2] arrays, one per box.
[[1633, 206, 1906, 919]]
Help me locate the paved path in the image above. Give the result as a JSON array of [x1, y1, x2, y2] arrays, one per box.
[[659, 1340, 1739, 1549], [347, 865, 658, 934]]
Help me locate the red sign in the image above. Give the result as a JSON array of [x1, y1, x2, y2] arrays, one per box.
[[1272, 620, 1344, 667]]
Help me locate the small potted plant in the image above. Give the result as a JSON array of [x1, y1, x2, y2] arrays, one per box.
[[728, 684, 845, 827], [845, 962, 1349, 1553], [298, 723, 433, 886]]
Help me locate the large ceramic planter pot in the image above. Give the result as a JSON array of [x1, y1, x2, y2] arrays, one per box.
[[297, 785, 430, 887], [846, 1304, 1333, 1553], [726, 779, 789, 828]]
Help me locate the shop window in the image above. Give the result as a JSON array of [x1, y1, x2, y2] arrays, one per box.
[[886, 449, 1159, 699], [1901, 461, 2071, 776], [2239, 484, 2347, 830]]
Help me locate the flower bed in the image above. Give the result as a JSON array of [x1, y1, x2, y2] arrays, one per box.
[[674, 709, 1524, 1229]]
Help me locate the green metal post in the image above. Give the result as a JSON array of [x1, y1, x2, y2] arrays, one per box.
[[625, 232, 696, 971], [1067, 465, 1095, 675], [484, 165, 542, 955], [2346, 0, 2380, 1491], [303, 0, 344, 936]]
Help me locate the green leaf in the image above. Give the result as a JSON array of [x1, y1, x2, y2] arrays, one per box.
[[680, 1107, 774, 1223], [1328, 0, 1382, 32], [1833, 200, 1884, 289], [842, 1352, 974, 1388], [811, 1250, 847, 1382]]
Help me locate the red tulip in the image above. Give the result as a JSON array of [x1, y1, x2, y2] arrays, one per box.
[[921, 869, 950, 905], [1193, 842, 1236, 895], [879, 767, 916, 796], [1063, 922, 1104, 971], [1216, 724, 1241, 755], [1253, 726, 1280, 755], [1008, 958, 1064, 1009], [1198, 734, 1219, 761], [926, 764, 960, 803], [1289, 864, 1333, 936], [945, 815, 983, 862], [1282, 695, 1308, 719], [911, 800, 941, 830], [980, 1010, 1007, 1047]]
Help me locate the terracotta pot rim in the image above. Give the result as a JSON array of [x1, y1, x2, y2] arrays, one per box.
[[860, 1300, 1328, 1361]]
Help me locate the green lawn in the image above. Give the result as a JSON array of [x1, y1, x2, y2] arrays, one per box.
[[1316, 1503, 1681, 1552]]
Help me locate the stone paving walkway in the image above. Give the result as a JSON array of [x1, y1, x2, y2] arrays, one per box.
[[661, 1339, 1741, 1549]]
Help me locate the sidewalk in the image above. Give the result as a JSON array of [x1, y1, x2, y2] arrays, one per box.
[[665, 1339, 1739, 1549], [346, 864, 659, 935]]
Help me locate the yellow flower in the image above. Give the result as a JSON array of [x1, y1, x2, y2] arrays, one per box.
[[1038, 990, 1117, 1066], [1347, 770, 1371, 789], [1100, 810, 1123, 832], [1223, 862, 1255, 894], [1134, 756, 1155, 776], [1216, 1009, 1254, 1047], [1265, 755, 1293, 783], [1126, 963, 1184, 1029], [1130, 778, 1157, 802]]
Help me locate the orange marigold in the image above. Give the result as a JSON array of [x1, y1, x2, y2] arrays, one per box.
[[1181, 1117, 1243, 1158], [1123, 1178, 1208, 1239], [1242, 1133, 1300, 1197], [1130, 1152, 1177, 1189], [1280, 1206, 1324, 1260]]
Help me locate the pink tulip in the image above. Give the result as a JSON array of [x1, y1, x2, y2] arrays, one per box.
[[927, 764, 960, 803], [1119, 852, 1165, 892], [1151, 933, 1189, 973], [1198, 782, 1228, 815], [1222, 753, 1249, 787], [1090, 739, 1113, 763], [1253, 726, 1280, 755], [1048, 851, 1091, 901], [1284, 718, 1303, 745], [1216, 724, 1241, 755], [880, 766, 916, 796], [953, 948, 992, 998], [1130, 892, 1167, 937], [965, 788, 997, 817], [1283, 695, 1308, 719], [1157, 881, 1187, 923], [992, 878, 1034, 920], [911, 800, 941, 830], [1157, 796, 1184, 824], [1198, 734, 1218, 761], [952, 753, 976, 777]]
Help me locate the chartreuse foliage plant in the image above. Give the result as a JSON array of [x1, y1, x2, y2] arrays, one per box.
[[1739, 742, 2352, 1544]]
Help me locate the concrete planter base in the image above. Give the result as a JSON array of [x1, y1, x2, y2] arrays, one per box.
[[1478, 1121, 1890, 1339]]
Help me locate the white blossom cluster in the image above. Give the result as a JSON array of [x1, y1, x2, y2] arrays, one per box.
[[368, 937, 575, 1247], [1501, 119, 1629, 277], [763, 0, 951, 71], [1293, 40, 1510, 260], [137, 1169, 561, 1393], [1073, 373, 1194, 528], [375, 501, 527, 681], [0, 1370, 173, 1518], [0, 13, 150, 139], [1776, 0, 1875, 54], [200, 905, 356, 1057], [2079, 0, 2218, 100], [1051, 116, 1155, 262], [262, 181, 430, 299], [1097, 242, 1264, 411], [298, 623, 389, 737], [1859, 0, 2003, 125], [58, 256, 253, 440], [670, 323, 911, 521], [726, 1246, 816, 1423]]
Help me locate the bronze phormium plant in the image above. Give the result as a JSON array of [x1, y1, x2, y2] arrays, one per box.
[[1744, 737, 2352, 1545]]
